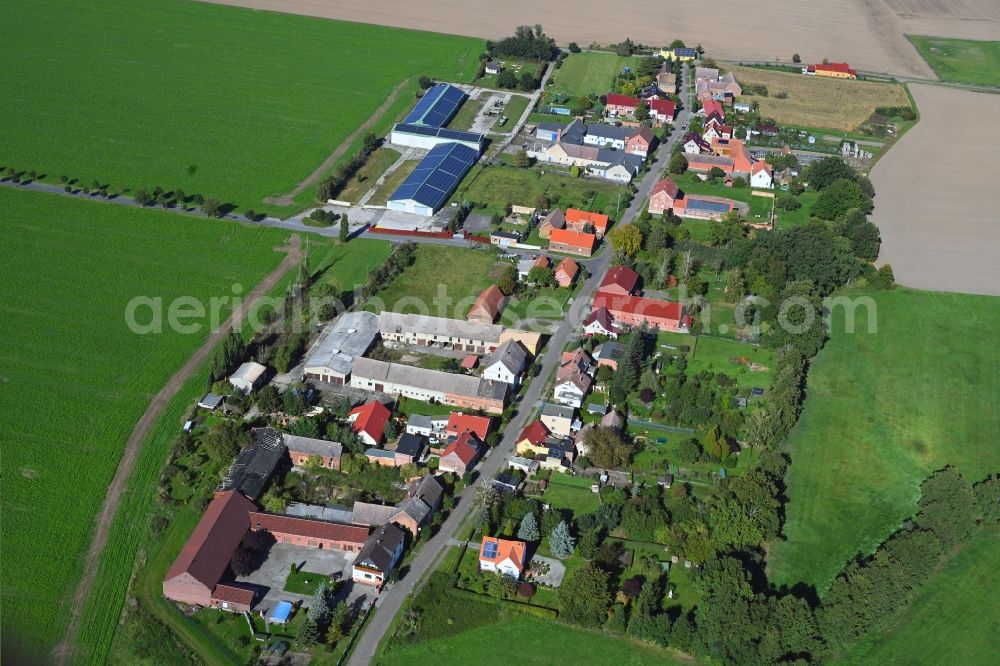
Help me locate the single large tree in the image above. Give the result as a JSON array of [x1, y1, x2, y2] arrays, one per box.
[[559, 564, 611, 627], [550, 520, 576, 558], [517, 512, 540, 541]]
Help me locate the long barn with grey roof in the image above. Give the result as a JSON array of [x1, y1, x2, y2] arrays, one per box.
[[303, 311, 379, 385]]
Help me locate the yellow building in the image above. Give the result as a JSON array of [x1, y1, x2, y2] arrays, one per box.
[[660, 47, 697, 62]]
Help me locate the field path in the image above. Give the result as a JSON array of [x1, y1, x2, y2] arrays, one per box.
[[53, 234, 303, 665], [267, 79, 410, 206]]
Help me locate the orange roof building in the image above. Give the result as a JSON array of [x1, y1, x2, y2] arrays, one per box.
[[479, 537, 528, 578], [446, 412, 493, 440], [548, 228, 596, 257], [598, 266, 640, 296], [565, 208, 610, 238], [468, 285, 506, 323], [439, 430, 481, 475], [555, 257, 579, 287], [592, 292, 692, 333]]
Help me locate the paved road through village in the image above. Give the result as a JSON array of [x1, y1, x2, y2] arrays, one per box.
[[346, 64, 692, 666]]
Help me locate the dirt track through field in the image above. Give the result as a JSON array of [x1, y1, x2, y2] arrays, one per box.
[[871, 84, 1000, 296], [53, 234, 303, 664], [267, 79, 409, 206]]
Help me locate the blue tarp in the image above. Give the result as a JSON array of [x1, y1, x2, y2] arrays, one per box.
[[269, 601, 293, 624]]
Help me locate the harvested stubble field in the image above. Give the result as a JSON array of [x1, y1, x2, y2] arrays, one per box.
[[728, 66, 911, 131], [0, 0, 482, 212], [0, 187, 295, 662]]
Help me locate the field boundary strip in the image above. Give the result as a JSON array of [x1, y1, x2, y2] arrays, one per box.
[[53, 234, 303, 664]]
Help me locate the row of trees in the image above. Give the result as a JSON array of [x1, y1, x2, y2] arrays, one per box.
[[317, 132, 381, 202], [487, 25, 557, 61]]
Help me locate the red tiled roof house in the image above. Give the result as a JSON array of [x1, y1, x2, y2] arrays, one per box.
[[592, 292, 692, 332], [548, 228, 596, 257], [468, 285, 506, 324], [439, 431, 482, 475], [555, 258, 579, 287], [347, 400, 391, 448]]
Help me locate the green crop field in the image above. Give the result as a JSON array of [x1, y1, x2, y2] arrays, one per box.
[[381, 615, 689, 666], [837, 526, 1000, 665], [908, 36, 1000, 87], [549, 52, 639, 100], [768, 289, 1000, 594], [370, 245, 497, 317], [0, 0, 483, 212], [0, 187, 295, 661]]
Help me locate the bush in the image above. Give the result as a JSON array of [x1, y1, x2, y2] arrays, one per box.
[[517, 582, 536, 598]]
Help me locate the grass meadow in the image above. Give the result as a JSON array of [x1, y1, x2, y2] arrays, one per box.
[[728, 66, 910, 130], [452, 164, 626, 218], [369, 245, 497, 317], [548, 52, 639, 100], [768, 288, 1000, 594], [836, 526, 1000, 665], [380, 615, 688, 666], [0, 187, 294, 661], [0, 0, 482, 212], [908, 36, 1000, 88]]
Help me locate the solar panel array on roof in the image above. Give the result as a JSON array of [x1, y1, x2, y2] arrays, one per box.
[[686, 199, 732, 214], [482, 541, 499, 559], [393, 123, 484, 146], [403, 83, 467, 127], [389, 142, 479, 211]]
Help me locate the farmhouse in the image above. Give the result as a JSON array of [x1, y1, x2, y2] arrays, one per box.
[[387, 141, 480, 215], [548, 228, 596, 257], [702, 98, 725, 123], [352, 523, 406, 588], [538, 208, 565, 238], [347, 400, 391, 447], [485, 60, 502, 75], [695, 68, 742, 103], [351, 474, 442, 536], [379, 311, 501, 353], [529, 119, 645, 181], [649, 177, 683, 215], [249, 511, 368, 551], [218, 428, 285, 500], [515, 420, 551, 456], [682, 131, 712, 154], [540, 402, 575, 438], [529, 140, 644, 182], [661, 47, 697, 62], [592, 292, 692, 332], [350, 358, 507, 414], [468, 285, 506, 324], [584, 307, 619, 338], [804, 62, 858, 79], [479, 537, 527, 578], [228, 361, 266, 394], [162, 491, 258, 610], [604, 94, 675, 125], [555, 257, 579, 287], [750, 161, 774, 188], [302, 311, 379, 385], [598, 265, 640, 296], [565, 208, 610, 238], [285, 434, 343, 470], [393, 432, 427, 465], [438, 430, 482, 475], [482, 339, 529, 387], [649, 177, 740, 220], [446, 411, 493, 441]]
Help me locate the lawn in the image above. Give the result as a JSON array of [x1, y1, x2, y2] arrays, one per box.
[[368, 160, 421, 206], [768, 288, 1000, 594], [543, 474, 602, 514], [0, 0, 482, 212], [493, 95, 531, 132], [656, 332, 776, 390], [728, 66, 911, 131], [380, 615, 690, 666], [284, 569, 334, 595], [369, 245, 497, 318], [0, 187, 295, 661], [395, 396, 457, 418], [908, 36, 1000, 88], [836, 526, 1000, 665], [453, 164, 626, 218], [333, 147, 402, 204], [505, 284, 578, 323], [548, 52, 639, 100], [447, 97, 486, 131]]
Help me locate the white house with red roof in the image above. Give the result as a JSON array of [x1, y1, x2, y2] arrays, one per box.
[[750, 161, 774, 189], [347, 400, 391, 447], [479, 537, 527, 578], [649, 177, 683, 216], [584, 307, 620, 338]]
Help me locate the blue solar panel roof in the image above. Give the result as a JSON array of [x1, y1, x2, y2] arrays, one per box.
[[482, 541, 499, 559], [403, 83, 467, 127], [686, 198, 731, 214], [389, 142, 479, 211]]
